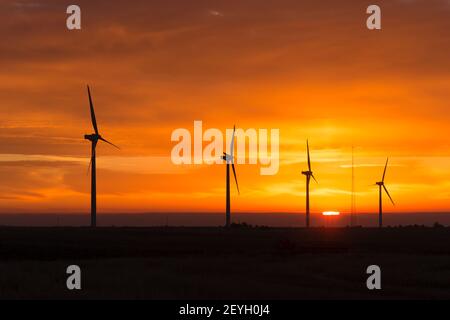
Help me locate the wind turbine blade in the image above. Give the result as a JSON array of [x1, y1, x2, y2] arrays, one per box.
[[307, 140, 311, 172], [311, 173, 318, 184], [87, 157, 92, 175], [87, 86, 99, 135], [231, 163, 240, 195], [230, 125, 236, 159], [99, 137, 120, 149], [383, 185, 395, 205], [382, 157, 389, 182]]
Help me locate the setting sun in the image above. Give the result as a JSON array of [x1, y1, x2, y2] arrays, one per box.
[[322, 211, 341, 216]]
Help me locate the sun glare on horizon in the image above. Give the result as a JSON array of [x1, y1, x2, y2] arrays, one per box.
[[322, 211, 340, 216]]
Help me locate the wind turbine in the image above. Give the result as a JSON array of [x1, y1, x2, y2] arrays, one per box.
[[84, 85, 119, 227], [375, 158, 395, 228], [301, 140, 317, 228], [221, 125, 240, 227]]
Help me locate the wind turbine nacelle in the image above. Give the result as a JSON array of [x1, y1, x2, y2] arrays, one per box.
[[376, 182, 384, 186], [222, 153, 233, 163], [84, 134, 98, 141], [302, 170, 312, 175]]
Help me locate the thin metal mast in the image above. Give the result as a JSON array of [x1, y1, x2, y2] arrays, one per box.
[[351, 146, 356, 227]]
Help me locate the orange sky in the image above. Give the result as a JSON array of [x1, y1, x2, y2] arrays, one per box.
[[0, 0, 449, 215]]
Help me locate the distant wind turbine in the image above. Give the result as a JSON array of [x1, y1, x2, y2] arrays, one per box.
[[301, 140, 317, 228], [375, 158, 395, 228], [221, 125, 240, 227], [84, 85, 119, 227]]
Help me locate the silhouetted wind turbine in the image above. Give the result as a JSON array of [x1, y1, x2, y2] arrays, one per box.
[[84, 85, 119, 227], [301, 140, 317, 228], [221, 125, 240, 227], [375, 158, 395, 228]]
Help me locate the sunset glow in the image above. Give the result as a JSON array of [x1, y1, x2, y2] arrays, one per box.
[[0, 0, 449, 217]]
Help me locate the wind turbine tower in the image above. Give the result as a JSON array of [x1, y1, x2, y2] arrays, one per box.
[[221, 125, 240, 227], [301, 140, 317, 228], [375, 158, 395, 228], [84, 85, 119, 227]]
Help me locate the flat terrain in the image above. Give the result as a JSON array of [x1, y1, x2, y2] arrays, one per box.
[[0, 227, 449, 299]]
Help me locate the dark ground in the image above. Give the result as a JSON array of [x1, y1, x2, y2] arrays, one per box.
[[0, 226, 449, 299]]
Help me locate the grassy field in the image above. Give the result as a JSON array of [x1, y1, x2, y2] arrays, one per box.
[[0, 226, 449, 299]]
